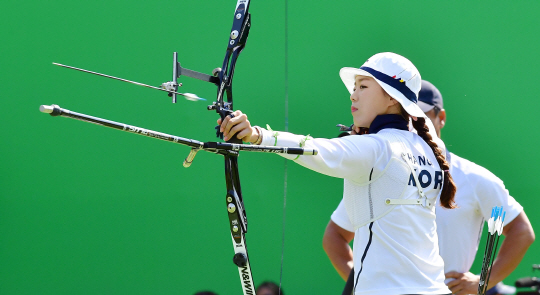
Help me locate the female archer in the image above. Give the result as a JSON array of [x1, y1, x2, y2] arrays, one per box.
[[218, 52, 457, 295]]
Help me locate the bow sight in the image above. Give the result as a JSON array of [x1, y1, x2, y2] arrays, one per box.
[[40, 1, 316, 295]]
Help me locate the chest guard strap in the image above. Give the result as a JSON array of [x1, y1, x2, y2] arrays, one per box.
[[343, 131, 440, 230], [385, 152, 434, 208]]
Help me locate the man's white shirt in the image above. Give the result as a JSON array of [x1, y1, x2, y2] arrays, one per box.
[[436, 152, 522, 274]]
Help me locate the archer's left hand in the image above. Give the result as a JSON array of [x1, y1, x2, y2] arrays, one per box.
[[217, 110, 259, 143], [445, 271, 480, 295]]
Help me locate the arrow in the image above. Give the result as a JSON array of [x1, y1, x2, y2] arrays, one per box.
[[52, 62, 206, 101]]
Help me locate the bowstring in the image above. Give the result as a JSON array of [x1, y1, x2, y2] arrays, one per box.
[[279, 0, 289, 293]]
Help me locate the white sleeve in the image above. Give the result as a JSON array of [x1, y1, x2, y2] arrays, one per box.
[[474, 170, 523, 226], [259, 128, 383, 182], [331, 199, 354, 232]]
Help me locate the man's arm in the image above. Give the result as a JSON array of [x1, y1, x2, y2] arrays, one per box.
[[322, 220, 355, 281], [488, 210, 535, 286], [445, 210, 535, 295]]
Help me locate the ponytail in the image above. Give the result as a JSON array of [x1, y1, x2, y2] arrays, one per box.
[[411, 118, 456, 209]]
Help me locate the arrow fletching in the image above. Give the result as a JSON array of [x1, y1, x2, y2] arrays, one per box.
[[183, 93, 204, 101]]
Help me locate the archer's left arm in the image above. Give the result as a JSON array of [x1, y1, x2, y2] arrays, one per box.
[[218, 110, 379, 181]]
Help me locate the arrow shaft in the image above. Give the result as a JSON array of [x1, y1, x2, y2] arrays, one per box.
[[53, 62, 190, 97]]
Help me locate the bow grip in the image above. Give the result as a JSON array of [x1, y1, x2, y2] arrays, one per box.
[[214, 109, 243, 144]]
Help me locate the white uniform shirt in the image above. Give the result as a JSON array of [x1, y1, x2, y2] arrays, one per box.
[[260, 118, 451, 295], [436, 152, 523, 275], [331, 152, 523, 279]]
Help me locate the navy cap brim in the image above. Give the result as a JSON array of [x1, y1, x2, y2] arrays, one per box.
[[418, 101, 435, 113]]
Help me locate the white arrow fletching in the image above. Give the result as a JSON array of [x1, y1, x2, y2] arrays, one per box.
[[496, 217, 504, 235], [488, 217, 495, 234], [183, 93, 203, 101]]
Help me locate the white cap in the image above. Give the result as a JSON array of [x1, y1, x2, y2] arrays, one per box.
[[339, 52, 424, 118]]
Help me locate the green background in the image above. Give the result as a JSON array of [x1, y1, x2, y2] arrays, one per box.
[[1, 1, 539, 294]]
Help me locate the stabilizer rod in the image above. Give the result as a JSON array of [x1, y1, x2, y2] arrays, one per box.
[[40, 104, 317, 166]]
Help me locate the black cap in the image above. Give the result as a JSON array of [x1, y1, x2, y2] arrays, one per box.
[[417, 80, 443, 113]]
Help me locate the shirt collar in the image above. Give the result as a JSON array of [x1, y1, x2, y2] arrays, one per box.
[[369, 114, 409, 134]]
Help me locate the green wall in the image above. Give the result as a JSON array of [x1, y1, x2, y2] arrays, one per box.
[[1, 1, 539, 294]]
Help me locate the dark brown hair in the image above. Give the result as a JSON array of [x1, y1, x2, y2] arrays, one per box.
[[399, 107, 456, 209], [256, 281, 284, 295]]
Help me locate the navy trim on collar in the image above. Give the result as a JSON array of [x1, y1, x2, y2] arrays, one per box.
[[369, 114, 409, 134], [360, 66, 418, 103]]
